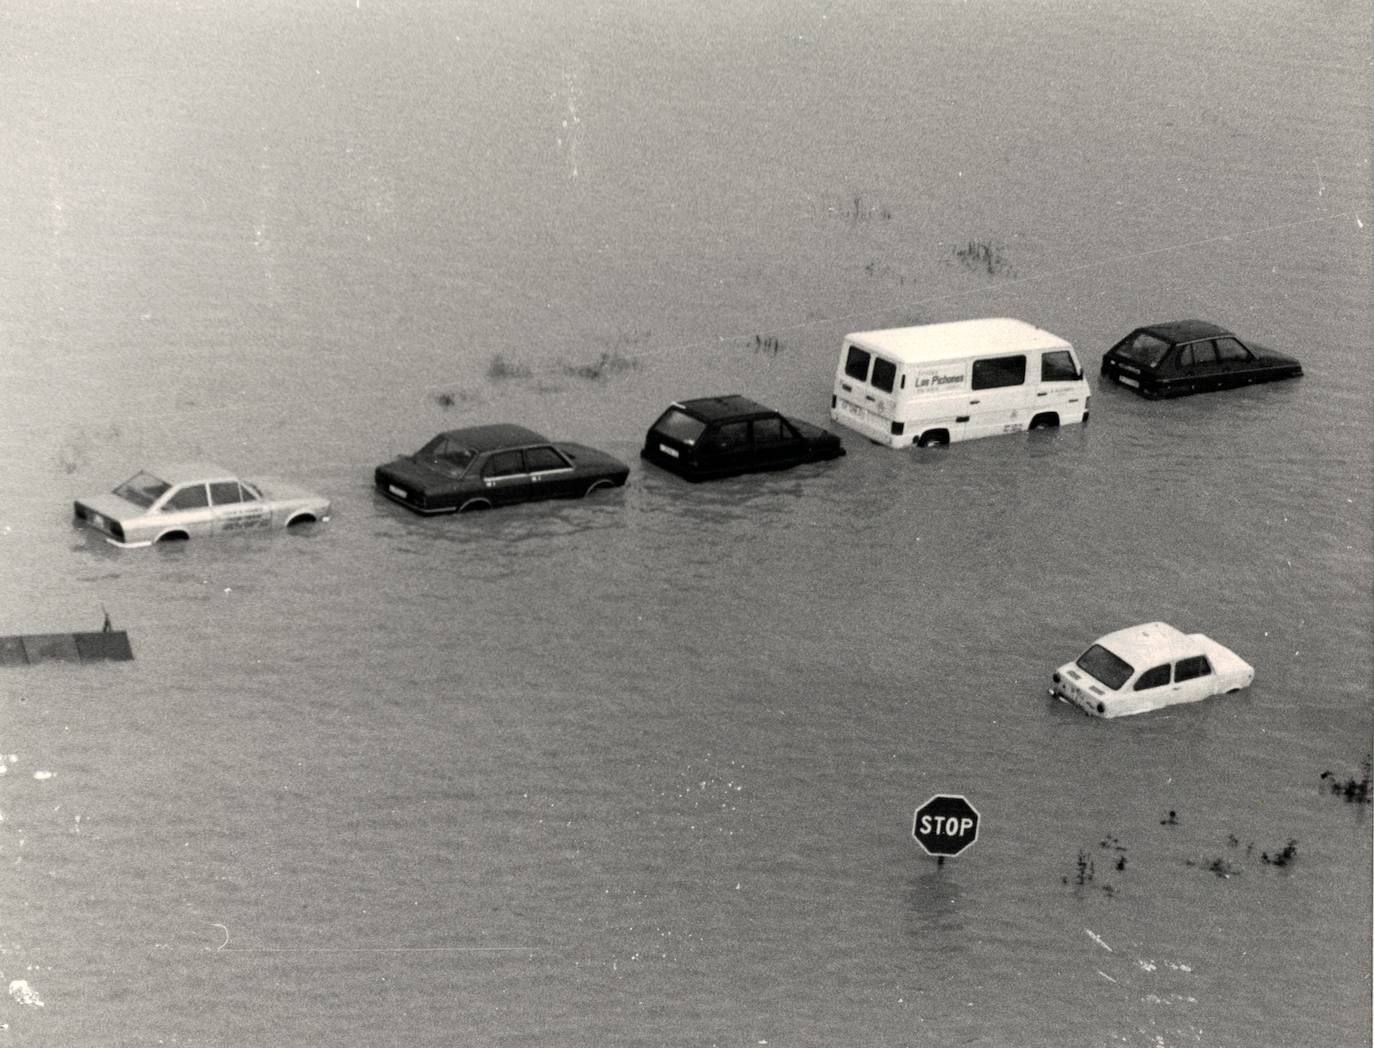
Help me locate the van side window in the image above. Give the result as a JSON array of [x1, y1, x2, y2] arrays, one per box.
[[1041, 350, 1079, 383], [844, 346, 871, 382], [1174, 655, 1213, 682], [971, 355, 1026, 390], [870, 356, 897, 393]]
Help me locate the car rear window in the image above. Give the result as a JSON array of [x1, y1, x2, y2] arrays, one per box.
[[652, 408, 707, 445], [1113, 331, 1172, 368], [417, 435, 476, 474], [113, 471, 171, 508], [1076, 644, 1134, 691]]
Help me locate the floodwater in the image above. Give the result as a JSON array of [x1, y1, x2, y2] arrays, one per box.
[[1, 2, 1370, 1045]]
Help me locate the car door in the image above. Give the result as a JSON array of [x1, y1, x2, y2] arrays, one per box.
[[1175, 339, 1221, 393], [697, 420, 752, 476], [1213, 337, 1256, 387], [1131, 663, 1173, 712], [523, 445, 577, 500], [157, 482, 214, 537], [1035, 348, 1085, 419], [1171, 654, 1215, 703], [480, 449, 531, 504], [210, 479, 271, 533], [750, 415, 804, 469]]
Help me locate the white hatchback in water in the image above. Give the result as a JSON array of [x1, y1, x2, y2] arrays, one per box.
[[1050, 621, 1254, 718]]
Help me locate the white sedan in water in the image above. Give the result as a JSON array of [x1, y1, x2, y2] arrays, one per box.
[[1050, 621, 1254, 718], [74, 463, 330, 548]]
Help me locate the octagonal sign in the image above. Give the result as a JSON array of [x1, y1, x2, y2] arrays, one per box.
[[912, 794, 980, 857]]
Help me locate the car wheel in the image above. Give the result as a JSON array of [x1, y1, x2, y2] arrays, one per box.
[[285, 514, 317, 528], [156, 531, 189, 543], [584, 478, 614, 497], [457, 498, 492, 513]]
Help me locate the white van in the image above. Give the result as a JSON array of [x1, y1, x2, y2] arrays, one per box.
[[830, 317, 1091, 447]]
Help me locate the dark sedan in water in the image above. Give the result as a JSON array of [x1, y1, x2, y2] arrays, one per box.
[[1100, 320, 1302, 398], [640, 395, 845, 482], [375, 424, 629, 514]]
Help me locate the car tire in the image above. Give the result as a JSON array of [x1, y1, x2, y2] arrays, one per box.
[[156, 531, 189, 543], [457, 498, 492, 513], [584, 479, 614, 497], [285, 514, 317, 528]]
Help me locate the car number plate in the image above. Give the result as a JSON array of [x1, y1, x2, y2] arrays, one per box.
[[388, 484, 408, 498], [1118, 375, 1139, 388], [659, 444, 679, 458]]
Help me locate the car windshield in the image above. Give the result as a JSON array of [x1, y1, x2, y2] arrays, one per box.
[[1113, 331, 1172, 368], [112, 471, 172, 508], [652, 408, 707, 445], [1076, 644, 1135, 691], [415, 435, 476, 475]]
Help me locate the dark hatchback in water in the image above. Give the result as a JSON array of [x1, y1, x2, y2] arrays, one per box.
[[640, 395, 845, 481], [1100, 320, 1302, 398], [375, 424, 629, 514]]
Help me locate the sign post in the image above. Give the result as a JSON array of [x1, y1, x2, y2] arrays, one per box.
[[912, 794, 980, 858]]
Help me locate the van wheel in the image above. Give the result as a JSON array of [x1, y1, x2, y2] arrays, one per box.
[[917, 430, 949, 447], [1029, 413, 1059, 430]]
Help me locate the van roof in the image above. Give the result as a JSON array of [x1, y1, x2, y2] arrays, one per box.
[[844, 318, 1071, 365]]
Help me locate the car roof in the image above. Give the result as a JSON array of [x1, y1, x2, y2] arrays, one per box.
[[843, 318, 1071, 365], [1134, 319, 1231, 344], [671, 395, 773, 422], [1094, 622, 1199, 667], [437, 424, 550, 450], [145, 463, 237, 485]]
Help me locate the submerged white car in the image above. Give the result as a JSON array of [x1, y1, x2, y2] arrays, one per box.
[[74, 463, 330, 548], [1050, 621, 1254, 718]]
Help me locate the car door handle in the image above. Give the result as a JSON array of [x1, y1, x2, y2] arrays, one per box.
[[968, 399, 980, 405], [1036, 391, 1047, 397]]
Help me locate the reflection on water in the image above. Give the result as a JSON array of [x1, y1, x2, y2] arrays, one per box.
[[903, 867, 966, 944]]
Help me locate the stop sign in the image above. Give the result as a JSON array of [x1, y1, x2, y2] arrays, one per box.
[[912, 794, 980, 856]]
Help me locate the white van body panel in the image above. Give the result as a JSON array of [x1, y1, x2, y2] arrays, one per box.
[[831, 317, 1091, 447]]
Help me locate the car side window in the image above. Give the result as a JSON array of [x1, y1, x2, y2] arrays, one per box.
[[484, 450, 526, 478], [524, 446, 570, 472], [209, 481, 243, 505], [704, 421, 749, 452], [752, 416, 787, 445], [844, 345, 871, 381], [1041, 350, 1080, 383], [971, 355, 1027, 390], [1174, 655, 1213, 682], [1133, 664, 1172, 691], [1214, 338, 1253, 363], [1178, 341, 1218, 369], [163, 483, 209, 511], [239, 481, 262, 502]]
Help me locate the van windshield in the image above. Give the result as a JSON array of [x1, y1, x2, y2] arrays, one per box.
[[1076, 644, 1134, 690], [652, 408, 707, 445]]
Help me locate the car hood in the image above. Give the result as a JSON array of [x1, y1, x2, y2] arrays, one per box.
[[1246, 341, 1302, 368], [74, 491, 146, 521]]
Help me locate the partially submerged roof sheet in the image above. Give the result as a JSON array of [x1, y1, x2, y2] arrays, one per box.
[[843, 318, 1071, 365]]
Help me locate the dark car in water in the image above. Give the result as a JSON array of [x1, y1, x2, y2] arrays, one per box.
[[640, 395, 845, 482], [375, 424, 629, 514], [1100, 320, 1302, 398]]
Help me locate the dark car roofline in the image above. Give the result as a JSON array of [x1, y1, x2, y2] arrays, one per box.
[[673, 395, 772, 421], [1135, 320, 1231, 344], [435, 424, 550, 451]]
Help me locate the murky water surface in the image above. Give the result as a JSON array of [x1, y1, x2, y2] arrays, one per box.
[[1, 2, 1370, 1045]]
